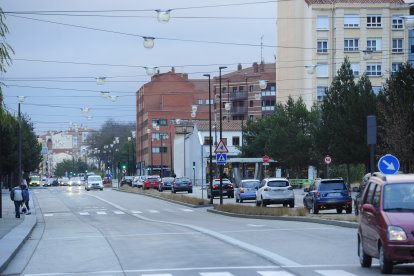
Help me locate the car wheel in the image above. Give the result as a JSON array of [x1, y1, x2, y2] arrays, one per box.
[[256, 200, 260, 206], [346, 206, 352, 214], [283, 203, 288, 207], [240, 199, 243, 203], [358, 237, 372, 268], [289, 201, 295, 208], [336, 207, 343, 214], [236, 197, 239, 203], [354, 201, 359, 216], [379, 244, 393, 274], [311, 203, 319, 214], [207, 194, 211, 199], [100, 188, 103, 191], [188, 189, 193, 193], [261, 198, 267, 207]]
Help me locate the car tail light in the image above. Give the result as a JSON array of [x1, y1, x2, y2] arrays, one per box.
[[288, 186, 293, 190], [264, 187, 270, 192], [229, 184, 233, 188], [213, 185, 218, 189]]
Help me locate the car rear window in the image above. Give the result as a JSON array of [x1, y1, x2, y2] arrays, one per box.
[[214, 179, 231, 184], [176, 178, 190, 183], [319, 182, 346, 191], [89, 176, 101, 181], [267, 181, 289, 187], [241, 181, 259, 188]]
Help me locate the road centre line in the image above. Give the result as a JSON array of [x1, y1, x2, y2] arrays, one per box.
[[88, 194, 301, 267], [220, 226, 334, 234]]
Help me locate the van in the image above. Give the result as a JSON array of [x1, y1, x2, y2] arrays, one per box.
[[85, 175, 103, 191]]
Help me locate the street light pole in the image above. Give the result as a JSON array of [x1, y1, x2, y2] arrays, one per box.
[[219, 66, 227, 205], [160, 134, 164, 178], [203, 74, 214, 204], [18, 96, 25, 187]]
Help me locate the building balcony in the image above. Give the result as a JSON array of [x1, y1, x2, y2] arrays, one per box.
[[231, 91, 247, 100], [231, 106, 248, 115]]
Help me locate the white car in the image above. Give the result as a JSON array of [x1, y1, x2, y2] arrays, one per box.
[[256, 177, 295, 207], [132, 176, 147, 188], [85, 175, 103, 191], [68, 177, 82, 186]]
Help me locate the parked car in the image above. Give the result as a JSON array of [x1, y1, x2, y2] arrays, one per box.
[[256, 177, 294, 207], [121, 176, 134, 186], [85, 175, 103, 191], [132, 175, 147, 188], [207, 179, 234, 198], [103, 177, 112, 185], [303, 178, 352, 214], [51, 179, 59, 186], [171, 177, 192, 193], [358, 172, 414, 274], [143, 175, 161, 190], [159, 177, 174, 191], [236, 179, 260, 203], [353, 173, 371, 216], [68, 177, 82, 186]]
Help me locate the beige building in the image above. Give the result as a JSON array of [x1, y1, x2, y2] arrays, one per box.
[[276, 0, 410, 109]]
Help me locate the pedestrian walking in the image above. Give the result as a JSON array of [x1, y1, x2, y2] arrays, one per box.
[[22, 184, 31, 215], [10, 185, 24, 218]]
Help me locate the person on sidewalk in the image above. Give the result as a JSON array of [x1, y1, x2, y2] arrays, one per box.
[[21, 184, 31, 215], [10, 185, 24, 218]]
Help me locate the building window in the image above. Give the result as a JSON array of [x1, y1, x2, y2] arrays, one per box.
[[316, 64, 329, 77], [249, 85, 254, 92], [366, 64, 382, 76], [317, 86, 327, 103], [372, 86, 381, 95], [392, 16, 403, 29], [317, 40, 328, 53], [239, 86, 244, 92], [366, 38, 382, 51], [197, 99, 203, 105], [232, 136, 240, 146], [367, 15, 382, 28], [392, 39, 403, 53], [152, 147, 167, 154], [262, 99, 275, 111], [249, 115, 254, 120], [344, 14, 359, 28], [392, 63, 402, 73], [317, 16, 329, 30], [152, 119, 167, 126], [344, 39, 359, 52], [204, 136, 212, 146], [206, 99, 214, 105], [350, 63, 360, 76], [232, 87, 237, 93]]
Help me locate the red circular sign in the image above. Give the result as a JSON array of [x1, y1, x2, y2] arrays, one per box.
[[324, 155, 332, 165], [262, 155, 270, 163]]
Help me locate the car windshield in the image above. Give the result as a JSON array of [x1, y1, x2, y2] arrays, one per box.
[[89, 176, 101, 181], [267, 181, 288, 187], [31, 176, 40, 181], [383, 183, 414, 211], [319, 182, 346, 191], [241, 181, 259, 188], [176, 178, 190, 183]]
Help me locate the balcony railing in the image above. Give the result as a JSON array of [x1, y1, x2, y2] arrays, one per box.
[[231, 91, 247, 100]]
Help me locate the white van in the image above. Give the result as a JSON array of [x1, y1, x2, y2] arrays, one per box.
[[85, 175, 103, 191]]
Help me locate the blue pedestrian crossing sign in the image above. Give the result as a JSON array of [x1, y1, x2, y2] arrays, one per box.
[[216, 153, 227, 164], [378, 154, 400, 175]]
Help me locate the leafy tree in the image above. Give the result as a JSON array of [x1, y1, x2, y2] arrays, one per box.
[[377, 62, 414, 172], [318, 58, 376, 177]]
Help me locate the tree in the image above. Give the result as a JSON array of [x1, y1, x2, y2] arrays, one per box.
[[377, 62, 414, 172], [318, 58, 376, 174]]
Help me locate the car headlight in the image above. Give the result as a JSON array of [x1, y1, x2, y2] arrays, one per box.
[[387, 226, 407, 241]]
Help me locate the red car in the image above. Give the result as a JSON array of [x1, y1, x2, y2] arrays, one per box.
[[143, 175, 161, 190], [358, 172, 414, 274]]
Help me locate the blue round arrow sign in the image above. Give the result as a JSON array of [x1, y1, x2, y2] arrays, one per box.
[[378, 154, 400, 175]]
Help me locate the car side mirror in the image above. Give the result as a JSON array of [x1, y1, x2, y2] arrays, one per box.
[[352, 187, 360, 193], [361, 203, 375, 214], [255, 186, 259, 190], [303, 187, 309, 192]]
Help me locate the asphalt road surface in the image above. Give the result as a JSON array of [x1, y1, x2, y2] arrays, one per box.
[[3, 186, 414, 276]]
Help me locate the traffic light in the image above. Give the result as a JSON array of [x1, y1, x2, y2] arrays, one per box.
[[192, 161, 195, 170], [122, 164, 126, 170]]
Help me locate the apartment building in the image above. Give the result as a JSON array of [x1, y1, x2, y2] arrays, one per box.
[[276, 0, 410, 109]]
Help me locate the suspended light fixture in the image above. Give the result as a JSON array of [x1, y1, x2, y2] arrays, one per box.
[[305, 65, 318, 75], [109, 95, 118, 102], [156, 9, 172, 24], [100, 91, 110, 98], [362, 50, 373, 60], [145, 67, 158, 76], [400, 15, 414, 29], [259, 80, 268, 89], [81, 107, 90, 115], [143, 37, 155, 49]]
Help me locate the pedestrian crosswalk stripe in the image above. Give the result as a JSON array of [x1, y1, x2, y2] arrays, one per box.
[[131, 210, 142, 214], [96, 211, 106, 215], [44, 214, 53, 217], [181, 209, 194, 212], [113, 211, 125, 215], [142, 274, 173, 276], [258, 271, 296, 276], [315, 270, 357, 276], [79, 212, 89, 216], [200, 272, 234, 276], [148, 209, 160, 213]]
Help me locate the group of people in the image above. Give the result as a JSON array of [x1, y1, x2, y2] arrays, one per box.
[[10, 184, 31, 218]]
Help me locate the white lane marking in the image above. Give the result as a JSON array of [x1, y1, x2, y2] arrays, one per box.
[[96, 211, 106, 215], [79, 212, 89, 216], [43, 214, 53, 217], [258, 271, 295, 276], [181, 208, 194, 212], [142, 274, 172, 276], [247, 224, 265, 227], [148, 209, 160, 213], [90, 194, 301, 267], [131, 210, 142, 214], [315, 270, 357, 276], [113, 210, 125, 215], [200, 273, 234, 276]]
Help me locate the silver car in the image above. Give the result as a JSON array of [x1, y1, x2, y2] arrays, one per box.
[[85, 175, 103, 191], [256, 178, 295, 207]]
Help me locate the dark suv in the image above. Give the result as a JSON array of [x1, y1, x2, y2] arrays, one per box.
[[303, 178, 352, 214]]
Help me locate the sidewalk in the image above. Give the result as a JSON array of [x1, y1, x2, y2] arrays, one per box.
[[0, 188, 37, 273]]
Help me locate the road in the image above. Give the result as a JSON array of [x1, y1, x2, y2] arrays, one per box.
[[3, 186, 414, 276]]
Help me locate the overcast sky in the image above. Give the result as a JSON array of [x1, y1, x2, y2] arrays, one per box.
[[1, 0, 276, 135]]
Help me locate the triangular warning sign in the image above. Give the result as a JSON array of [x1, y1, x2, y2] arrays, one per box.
[[218, 154, 226, 162], [214, 139, 229, 153]]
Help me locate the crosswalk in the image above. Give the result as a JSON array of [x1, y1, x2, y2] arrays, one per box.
[[42, 208, 195, 217]]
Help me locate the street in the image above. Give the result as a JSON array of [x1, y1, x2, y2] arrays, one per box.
[[3, 186, 414, 276]]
